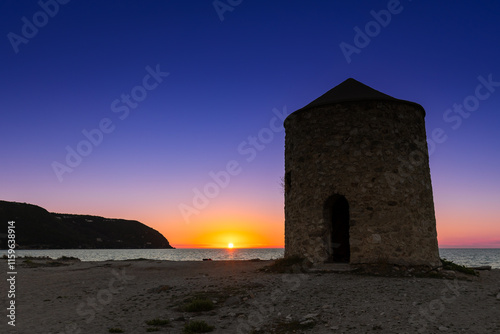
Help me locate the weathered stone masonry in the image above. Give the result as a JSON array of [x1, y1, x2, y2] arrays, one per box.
[[284, 78, 440, 266]]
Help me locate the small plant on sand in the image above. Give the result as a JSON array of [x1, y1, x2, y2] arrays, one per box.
[[269, 320, 315, 333], [145, 318, 170, 326], [147, 284, 172, 293], [108, 328, 124, 333], [47, 261, 67, 267], [56, 256, 80, 261], [20, 255, 50, 260], [182, 297, 215, 312], [441, 258, 477, 276], [183, 320, 214, 333], [263, 255, 308, 273]]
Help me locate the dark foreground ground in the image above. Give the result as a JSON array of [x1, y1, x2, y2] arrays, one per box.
[[1, 259, 499, 333]]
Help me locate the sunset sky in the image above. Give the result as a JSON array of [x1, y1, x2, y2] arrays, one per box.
[[1, 1, 499, 248]]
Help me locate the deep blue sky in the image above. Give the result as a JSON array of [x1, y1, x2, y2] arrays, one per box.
[[1, 1, 499, 247]]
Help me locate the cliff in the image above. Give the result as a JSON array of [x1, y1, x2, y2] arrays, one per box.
[[0, 200, 173, 249]]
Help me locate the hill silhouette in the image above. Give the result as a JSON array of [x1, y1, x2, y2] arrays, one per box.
[[0, 200, 173, 249]]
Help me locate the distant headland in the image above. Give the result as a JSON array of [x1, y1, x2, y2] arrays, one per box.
[[0, 200, 174, 249]]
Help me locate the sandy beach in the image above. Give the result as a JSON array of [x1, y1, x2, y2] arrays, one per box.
[[1, 258, 499, 334]]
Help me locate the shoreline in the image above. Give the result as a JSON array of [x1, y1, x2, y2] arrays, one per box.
[[1, 259, 499, 333]]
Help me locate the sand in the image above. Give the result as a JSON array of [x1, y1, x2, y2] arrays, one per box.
[[1, 258, 499, 334]]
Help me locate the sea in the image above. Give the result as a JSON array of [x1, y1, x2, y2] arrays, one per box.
[[2, 248, 499, 268], [1, 248, 284, 262]]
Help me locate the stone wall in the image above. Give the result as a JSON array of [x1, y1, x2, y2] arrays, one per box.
[[284, 100, 440, 266]]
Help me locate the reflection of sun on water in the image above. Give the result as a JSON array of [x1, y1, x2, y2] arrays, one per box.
[[227, 243, 235, 260]]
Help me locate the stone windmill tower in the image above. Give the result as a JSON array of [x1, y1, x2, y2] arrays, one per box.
[[284, 78, 440, 266]]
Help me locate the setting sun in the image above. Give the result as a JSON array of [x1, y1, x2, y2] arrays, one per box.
[[228, 243, 234, 249]]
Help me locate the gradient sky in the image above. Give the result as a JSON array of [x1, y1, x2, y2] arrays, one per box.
[[1, 1, 499, 248]]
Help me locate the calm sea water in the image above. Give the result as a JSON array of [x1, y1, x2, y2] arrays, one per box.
[[439, 248, 500, 269], [1, 248, 285, 262], [2, 248, 499, 268]]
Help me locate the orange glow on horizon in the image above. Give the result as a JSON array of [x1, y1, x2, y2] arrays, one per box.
[[154, 205, 285, 249], [54, 195, 499, 250], [171, 244, 284, 249], [436, 209, 500, 248]]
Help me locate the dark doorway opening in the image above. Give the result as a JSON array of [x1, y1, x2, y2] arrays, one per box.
[[325, 195, 350, 263]]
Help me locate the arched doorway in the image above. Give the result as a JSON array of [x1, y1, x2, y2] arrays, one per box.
[[324, 195, 350, 263]]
